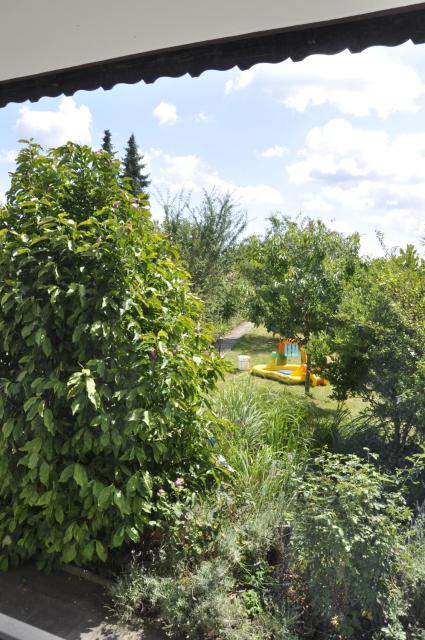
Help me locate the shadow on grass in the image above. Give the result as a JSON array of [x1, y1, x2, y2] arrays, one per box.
[[234, 333, 277, 355]]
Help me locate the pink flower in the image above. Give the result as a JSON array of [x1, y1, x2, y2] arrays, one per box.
[[175, 478, 185, 487], [112, 201, 120, 209]]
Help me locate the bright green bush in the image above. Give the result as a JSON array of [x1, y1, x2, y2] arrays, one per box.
[[0, 142, 224, 570], [290, 452, 411, 638]]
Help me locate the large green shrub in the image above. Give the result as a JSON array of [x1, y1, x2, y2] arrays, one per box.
[[290, 452, 411, 638], [326, 247, 425, 464], [0, 142, 224, 570]]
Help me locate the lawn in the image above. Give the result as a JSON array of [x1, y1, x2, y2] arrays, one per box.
[[223, 325, 367, 417]]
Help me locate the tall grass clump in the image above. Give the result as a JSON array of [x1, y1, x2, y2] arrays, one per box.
[[212, 378, 311, 517]]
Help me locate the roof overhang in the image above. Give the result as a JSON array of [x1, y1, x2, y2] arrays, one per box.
[[1, 0, 425, 108]]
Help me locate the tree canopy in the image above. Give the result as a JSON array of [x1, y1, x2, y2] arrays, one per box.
[[251, 216, 361, 391], [161, 190, 250, 328]]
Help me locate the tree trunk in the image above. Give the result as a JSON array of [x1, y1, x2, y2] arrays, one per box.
[[389, 414, 402, 466], [305, 351, 312, 395]]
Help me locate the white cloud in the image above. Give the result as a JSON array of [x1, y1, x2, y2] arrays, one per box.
[[287, 118, 425, 248], [261, 145, 288, 159], [226, 45, 425, 118], [288, 119, 425, 189], [16, 97, 92, 147], [153, 102, 178, 125], [148, 148, 283, 216], [0, 150, 16, 164], [196, 112, 209, 122]]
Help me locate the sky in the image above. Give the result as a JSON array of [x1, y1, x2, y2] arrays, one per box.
[[2, 40, 425, 255]]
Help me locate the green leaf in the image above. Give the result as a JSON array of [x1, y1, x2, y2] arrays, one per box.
[[73, 463, 88, 488], [98, 485, 112, 508], [83, 430, 93, 451], [35, 328, 45, 346], [39, 462, 50, 486], [62, 543, 77, 563], [86, 377, 98, 408], [2, 419, 14, 438], [43, 408, 54, 433], [27, 452, 39, 469], [42, 337, 52, 357], [21, 437, 42, 453], [111, 527, 125, 548], [55, 506, 64, 524], [82, 541, 94, 561], [72, 324, 87, 343], [71, 400, 81, 415], [59, 464, 74, 483], [95, 540, 107, 562], [114, 490, 130, 515], [126, 526, 140, 543], [21, 323, 34, 338], [23, 396, 38, 413]]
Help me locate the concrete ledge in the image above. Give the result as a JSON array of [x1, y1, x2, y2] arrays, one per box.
[[0, 613, 62, 640]]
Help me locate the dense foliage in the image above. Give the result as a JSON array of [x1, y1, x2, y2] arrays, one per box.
[[0, 142, 224, 570], [162, 190, 251, 332], [250, 216, 361, 391], [292, 452, 411, 637], [326, 246, 425, 462], [113, 379, 422, 640], [2, 137, 425, 640]]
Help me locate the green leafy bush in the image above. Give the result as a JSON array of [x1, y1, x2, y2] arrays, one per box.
[[0, 142, 224, 570], [327, 247, 425, 464], [290, 452, 411, 638]]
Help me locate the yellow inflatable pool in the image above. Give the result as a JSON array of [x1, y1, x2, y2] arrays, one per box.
[[251, 363, 327, 386]]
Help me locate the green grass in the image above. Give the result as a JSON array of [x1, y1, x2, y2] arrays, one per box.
[[223, 325, 367, 417]]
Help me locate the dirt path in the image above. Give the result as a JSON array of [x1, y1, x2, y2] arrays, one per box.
[[217, 321, 254, 354]]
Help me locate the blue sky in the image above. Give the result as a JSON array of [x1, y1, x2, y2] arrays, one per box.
[[2, 40, 425, 255]]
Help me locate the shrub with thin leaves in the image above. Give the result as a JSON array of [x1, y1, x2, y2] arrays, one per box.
[[112, 492, 299, 640], [0, 142, 224, 570]]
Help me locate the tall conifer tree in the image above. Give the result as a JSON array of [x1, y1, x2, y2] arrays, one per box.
[[101, 129, 113, 153], [122, 133, 150, 195]]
